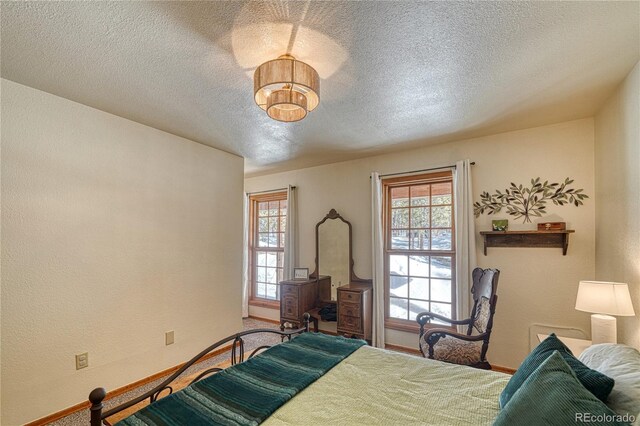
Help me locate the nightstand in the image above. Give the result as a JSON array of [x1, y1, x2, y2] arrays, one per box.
[[537, 334, 592, 357]]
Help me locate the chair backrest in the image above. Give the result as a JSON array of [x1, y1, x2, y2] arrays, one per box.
[[466, 268, 500, 336]]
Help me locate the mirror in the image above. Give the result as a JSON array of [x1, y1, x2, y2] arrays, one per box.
[[313, 209, 370, 302], [318, 217, 350, 300]]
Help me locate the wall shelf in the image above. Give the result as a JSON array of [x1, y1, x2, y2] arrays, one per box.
[[479, 230, 575, 256]]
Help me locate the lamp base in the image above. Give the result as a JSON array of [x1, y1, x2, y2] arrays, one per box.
[[591, 314, 617, 344]]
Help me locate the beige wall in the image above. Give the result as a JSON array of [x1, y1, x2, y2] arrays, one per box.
[[594, 61, 640, 349], [246, 118, 596, 368], [0, 80, 244, 425]]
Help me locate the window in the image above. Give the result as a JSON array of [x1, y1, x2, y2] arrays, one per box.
[[249, 192, 287, 306], [383, 171, 456, 331]]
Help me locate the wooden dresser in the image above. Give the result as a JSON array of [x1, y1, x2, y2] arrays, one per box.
[[280, 276, 330, 330], [337, 283, 372, 341]]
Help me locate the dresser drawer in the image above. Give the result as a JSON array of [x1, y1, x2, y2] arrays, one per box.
[[281, 285, 298, 296], [338, 314, 362, 332], [281, 295, 299, 319], [339, 290, 359, 303], [339, 301, 361, 318]]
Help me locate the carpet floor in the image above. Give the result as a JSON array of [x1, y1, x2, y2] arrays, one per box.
[[49, 318, 281, 426]]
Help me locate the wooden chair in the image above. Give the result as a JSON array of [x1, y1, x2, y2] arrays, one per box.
[[416, 268, 500, 369]]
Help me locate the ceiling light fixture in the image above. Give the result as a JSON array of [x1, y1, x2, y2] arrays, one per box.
[[254, 54, 320, 122]]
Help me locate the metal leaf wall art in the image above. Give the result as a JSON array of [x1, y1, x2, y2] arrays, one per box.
[[473, 178, 589, 223]]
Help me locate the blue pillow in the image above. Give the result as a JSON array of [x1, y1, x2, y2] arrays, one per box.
[[500, 334, 614, 408], [494, 351, 630, 426]]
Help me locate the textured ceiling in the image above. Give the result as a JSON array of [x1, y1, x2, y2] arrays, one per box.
[[2, 1, 638, 176]]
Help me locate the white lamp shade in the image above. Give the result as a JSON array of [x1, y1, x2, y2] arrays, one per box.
[[575, 281, 635, 316]]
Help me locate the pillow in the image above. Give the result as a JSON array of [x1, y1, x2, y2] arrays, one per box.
[[579, 344, 640, 421], [494, 351, 631, 426], [500, 334, 614, 407]]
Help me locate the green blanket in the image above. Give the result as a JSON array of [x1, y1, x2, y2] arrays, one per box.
[[116, 333, 365, 426]]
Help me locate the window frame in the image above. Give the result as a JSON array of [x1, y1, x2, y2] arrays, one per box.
[[248, 191, 287, 309], [382, 171, 457, 333]]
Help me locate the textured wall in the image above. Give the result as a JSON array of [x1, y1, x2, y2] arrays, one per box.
[[1, 79, 244, 425], [245, 118, 596, 368], [594, 61, 640, 349]]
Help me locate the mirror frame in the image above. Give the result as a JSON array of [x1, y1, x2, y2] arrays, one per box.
[[312, 209, 371, 285]]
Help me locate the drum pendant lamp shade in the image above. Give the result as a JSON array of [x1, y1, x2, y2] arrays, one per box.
[[254, 55, 320, 122]]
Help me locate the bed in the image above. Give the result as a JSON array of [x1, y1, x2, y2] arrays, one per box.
[[89, 315, 508, 426], [89, 317, 639, 426]]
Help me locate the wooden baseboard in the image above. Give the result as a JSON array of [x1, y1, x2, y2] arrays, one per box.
[[491, 365, 516, 375], [384, 342, 422, 355], [247, 314, 281, 325], [25, 342, 234, 426]]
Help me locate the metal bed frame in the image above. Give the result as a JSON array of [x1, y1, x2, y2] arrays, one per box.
[[89, 313, 310, 426]]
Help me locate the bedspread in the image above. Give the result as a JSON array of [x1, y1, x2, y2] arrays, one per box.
[[264, 345, 510, 426]]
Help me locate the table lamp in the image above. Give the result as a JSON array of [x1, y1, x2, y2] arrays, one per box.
[[575, 281, 635, 344]]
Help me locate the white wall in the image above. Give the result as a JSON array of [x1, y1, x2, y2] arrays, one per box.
[[594, 61, 640, 349], [0, 79, 244, 425], [246, 118, 596, 368]]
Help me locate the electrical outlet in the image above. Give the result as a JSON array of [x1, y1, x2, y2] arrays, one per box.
[[165, 330, 174, 346], [76, 352, 88, 370]]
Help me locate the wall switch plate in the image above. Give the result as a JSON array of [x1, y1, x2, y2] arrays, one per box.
[[165, 330, 174, 345], [76, 352, 88, 370]]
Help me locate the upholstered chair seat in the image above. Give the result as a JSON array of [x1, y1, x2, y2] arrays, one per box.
[[422, 334, 484, 365]]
